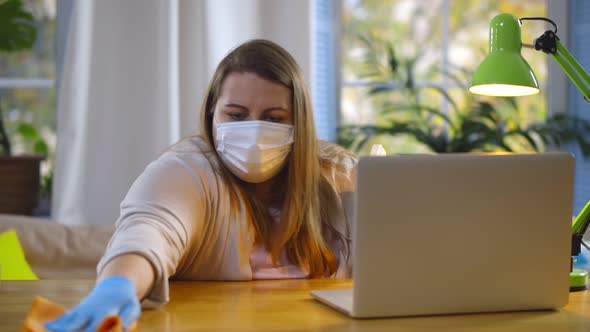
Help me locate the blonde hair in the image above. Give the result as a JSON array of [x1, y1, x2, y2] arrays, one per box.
[[200, 39, 350, 277]]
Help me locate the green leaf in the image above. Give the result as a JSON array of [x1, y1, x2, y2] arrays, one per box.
[[424, 84, 460, 114], [517, 130, 542, 152], [531, 127, 556, 146], [368, 85, 395, 95], [33, 139, 48, 155], [473, 101, 501, 123], [503, 97, 519, 111], [17, 123, 38, 139], [380, 102, 453, 123], [575, 134, 590, 158], [0, 0, 37, 52], [386, 42, 398, 75], [441, 67, 469, 90], [404, 62, 414, 90], [357, 33, 374, 50]]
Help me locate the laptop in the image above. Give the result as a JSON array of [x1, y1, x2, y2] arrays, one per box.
[[311, 153, 575, 318]]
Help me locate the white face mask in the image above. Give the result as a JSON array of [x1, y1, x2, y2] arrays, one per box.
[[215, 120, 294, 183]]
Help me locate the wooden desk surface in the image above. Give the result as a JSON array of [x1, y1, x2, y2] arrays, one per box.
[[2, 279, 590, 331]]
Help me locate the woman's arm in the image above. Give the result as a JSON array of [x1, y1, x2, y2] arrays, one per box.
[[96, 150, 213, 305], [97, 253, 155, 300], [46, 148, 213, 332]]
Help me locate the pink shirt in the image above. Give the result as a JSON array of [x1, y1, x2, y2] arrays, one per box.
[[249, 208, 309, 279]]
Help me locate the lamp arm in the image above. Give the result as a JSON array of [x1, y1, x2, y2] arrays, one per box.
[[532, 30, 590, 102], [552, 40, 590, 102], [572, 199, 590, 257]]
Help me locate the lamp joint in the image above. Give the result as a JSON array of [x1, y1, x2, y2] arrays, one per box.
[[533, 30, 558, 54]]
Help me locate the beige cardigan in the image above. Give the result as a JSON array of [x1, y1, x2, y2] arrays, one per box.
[[97, 136, 356, 306]]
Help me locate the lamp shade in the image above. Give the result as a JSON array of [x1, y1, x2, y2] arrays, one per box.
[[469, 13, 540, 97]]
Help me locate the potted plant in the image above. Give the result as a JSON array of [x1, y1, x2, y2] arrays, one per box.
[[0, 0, 46, 215], [339, 37, 590, 157]]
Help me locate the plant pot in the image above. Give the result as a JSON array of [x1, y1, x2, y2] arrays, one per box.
[[0, 155, 44, 215]]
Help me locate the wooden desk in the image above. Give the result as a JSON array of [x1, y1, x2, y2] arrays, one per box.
[[2, 279, 590, 331]]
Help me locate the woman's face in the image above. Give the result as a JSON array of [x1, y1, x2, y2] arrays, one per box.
[[211, 71, 295, 184], [212, 72, 293, 129]]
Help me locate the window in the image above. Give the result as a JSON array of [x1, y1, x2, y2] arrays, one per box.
[[341, 0, 548, 154], [0, 0, 56, 209], [568, 0, 590, 214]]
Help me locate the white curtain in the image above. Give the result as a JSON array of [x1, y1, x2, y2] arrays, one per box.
[[53, 0, 313, 225]]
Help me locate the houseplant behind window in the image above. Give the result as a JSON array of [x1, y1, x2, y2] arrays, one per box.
[[0, 0, 45, 215], [339, 37, 590, 157]]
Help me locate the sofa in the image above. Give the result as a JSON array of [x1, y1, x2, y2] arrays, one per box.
[[0, 214, 115, 279]]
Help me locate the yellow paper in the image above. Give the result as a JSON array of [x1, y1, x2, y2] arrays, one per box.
[[0, 229, 38, 280]]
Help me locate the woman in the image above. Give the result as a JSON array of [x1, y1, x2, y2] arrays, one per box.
[[46, 39, 356, 332]]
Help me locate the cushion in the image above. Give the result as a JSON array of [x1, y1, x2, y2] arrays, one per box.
[[0, 229, 38, 280]]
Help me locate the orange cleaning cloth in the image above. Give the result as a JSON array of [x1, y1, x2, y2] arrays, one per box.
[[22, 296, 137, 332]]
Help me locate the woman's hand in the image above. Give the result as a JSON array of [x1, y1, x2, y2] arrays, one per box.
[[44, 276, 141, 332]]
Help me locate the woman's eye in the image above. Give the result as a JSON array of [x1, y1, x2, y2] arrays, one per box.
[[228, 113, 246, 120], [265, 116, 283, 123]]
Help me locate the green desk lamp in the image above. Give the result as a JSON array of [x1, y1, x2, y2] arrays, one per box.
[[469, 13, 590, 101], [469, 13, 590, 292]]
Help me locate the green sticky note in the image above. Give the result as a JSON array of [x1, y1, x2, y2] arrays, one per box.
[[0, 229, 39, 280]]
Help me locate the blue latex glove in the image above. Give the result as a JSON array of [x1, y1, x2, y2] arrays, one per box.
[[44, 276, 141, 332]]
